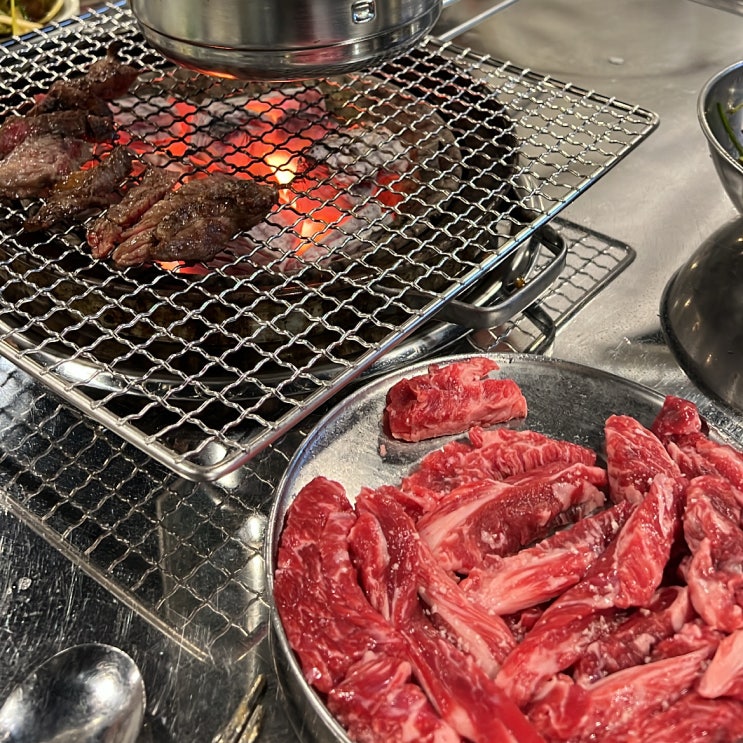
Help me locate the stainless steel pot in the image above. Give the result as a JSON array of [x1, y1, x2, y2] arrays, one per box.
[[130, 0, 451, 81]]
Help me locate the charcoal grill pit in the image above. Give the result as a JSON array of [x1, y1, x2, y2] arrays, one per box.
[[0, 3, 658, 480], [0, 53, 522, 390]]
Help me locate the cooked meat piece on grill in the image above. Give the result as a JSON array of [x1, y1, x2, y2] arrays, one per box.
[[109, 174, 279, 267], [87, 167, 179, 259], [0, 110, 114, 158], [29, 42, 140, 116], [0, 134, 92, 199], [24, 146, 135, 232]]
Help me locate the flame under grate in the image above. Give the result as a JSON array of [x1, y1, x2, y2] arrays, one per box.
[[0, 2, 658, 481]]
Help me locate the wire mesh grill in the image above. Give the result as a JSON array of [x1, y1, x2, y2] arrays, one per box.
[[0, 217, 635, 665], [0, 2, 658, 481]]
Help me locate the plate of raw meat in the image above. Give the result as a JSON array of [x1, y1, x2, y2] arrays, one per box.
[[266, 352, 743, 743]]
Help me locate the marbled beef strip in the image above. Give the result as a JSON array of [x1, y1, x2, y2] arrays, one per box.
[[384, 357, 528, 443], [416, 461, 608, 573]]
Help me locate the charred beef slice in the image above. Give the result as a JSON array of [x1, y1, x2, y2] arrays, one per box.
[[110, 174, 279, 267], [87, 167, 180, 259], [25, 146, 135, 232]]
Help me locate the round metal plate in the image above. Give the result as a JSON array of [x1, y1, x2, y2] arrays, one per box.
[[264, 352, 694, 743]]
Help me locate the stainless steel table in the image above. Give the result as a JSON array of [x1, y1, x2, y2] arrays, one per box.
[[1, 1, 742, 741]]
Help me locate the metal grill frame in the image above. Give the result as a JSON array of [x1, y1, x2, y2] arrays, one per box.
[[0, 2, 659, 481], [0, 216, 638, 668]]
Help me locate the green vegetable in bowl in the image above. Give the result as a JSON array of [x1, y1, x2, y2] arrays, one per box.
[[718, 101, 743, 162], [0, 0, 63, 35]]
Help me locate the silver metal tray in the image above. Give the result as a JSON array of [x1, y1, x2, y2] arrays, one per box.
[[265, 351, 716, 743]]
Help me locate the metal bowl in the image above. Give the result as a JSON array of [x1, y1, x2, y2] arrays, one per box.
[[698, 59, 743, 212], [658, 63, 743, 413], [660, 215, 743, 413]]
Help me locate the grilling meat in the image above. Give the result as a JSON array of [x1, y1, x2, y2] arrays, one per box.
[[0, 110, 115, 158], [0, 134, 92, 199], [29, 43, 140, 116], [24, 146, 135, 232], [87, 167, 179, 259], [0, 43, 138, 201], [109, 174, 279, 267]]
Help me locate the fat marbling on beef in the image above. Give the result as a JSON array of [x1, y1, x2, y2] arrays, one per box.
[[416, 461, 607, 573], [384, 357, 527, 442], [401, 426, 598, 498]]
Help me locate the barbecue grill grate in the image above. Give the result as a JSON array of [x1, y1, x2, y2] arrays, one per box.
[[0, 217, 637, 669], [0, 2, 658, 481]]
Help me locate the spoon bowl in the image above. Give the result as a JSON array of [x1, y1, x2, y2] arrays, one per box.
[[0, 643, 145, 743]]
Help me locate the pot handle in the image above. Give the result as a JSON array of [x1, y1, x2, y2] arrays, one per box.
[[433, 224, 567, 329], [437, 0, 520, 42]]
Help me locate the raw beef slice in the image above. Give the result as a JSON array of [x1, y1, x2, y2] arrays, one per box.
[[384, 357, 527, 442]]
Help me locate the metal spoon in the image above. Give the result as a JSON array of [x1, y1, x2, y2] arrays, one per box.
[[0, 643, 145, 743]]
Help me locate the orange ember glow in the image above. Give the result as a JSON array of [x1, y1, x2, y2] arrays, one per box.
[[114, 90, 408, 272]]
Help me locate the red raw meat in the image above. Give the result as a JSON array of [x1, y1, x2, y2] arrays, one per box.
[[618, 691, 743, 743], [669, 433, 743, 493], [351, 491, 542, 742], [525, 674, 591, 742], [417, 461, 607, 573], [496, 605, 623, 708], [573, 585, 693, 685], [650, 619, 724, 661], [528, 650, 709, 741], [348, 510, 394, 619], [652, 394, 743, 504], [684, 475, 742, 545], [327, 653, 462, 743], [697, 628, 743, 701], [353, 488, 516, 676], [384, 357, 527, 442], [496, 473, 683, 706], [460, 502, 632, 616], [401, 426, 596, 499], [274, 477, 403, 694], [611, 473, 685, 608], [403, 617, 544, 743], [682, 476, 743, 632], [651, 395, 705, 442], [604, 414, 682, 504]]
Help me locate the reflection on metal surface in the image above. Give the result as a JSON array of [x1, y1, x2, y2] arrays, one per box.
[[0, 3, 657, 481], [0, 216, 635, 740], [661, 216, 743, 413], [0, 643, 144, 743]]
